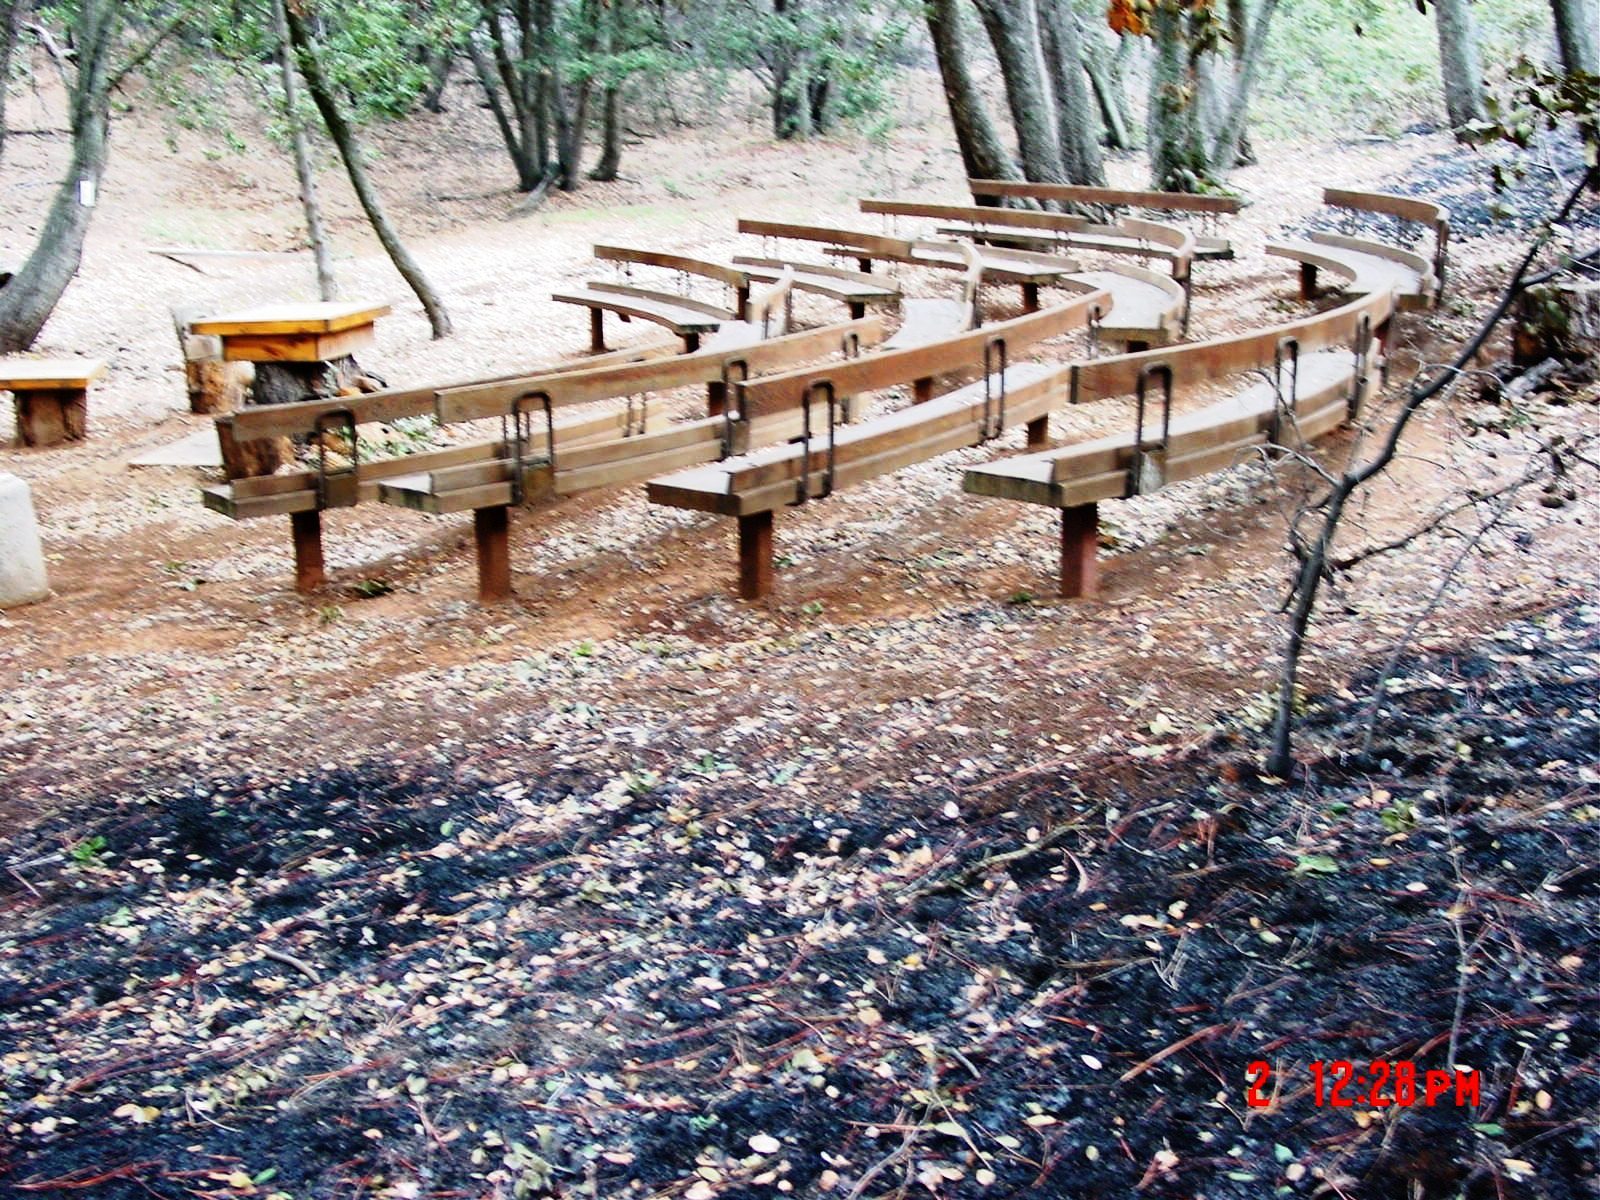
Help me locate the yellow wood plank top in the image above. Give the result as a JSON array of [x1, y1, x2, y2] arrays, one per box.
[[0, 358, 108, 389], [191, 301, 392, 337]]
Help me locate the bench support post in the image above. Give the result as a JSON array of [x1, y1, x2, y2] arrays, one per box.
[[1021, 282, 1040, 313], [913, 376, 934, 405], [1125, 340, 1150, 355], [475, 505, 512, 603], [290, 510, 326, 594], [857, 257, 873, 274], [706, 380, 727, 417], [848, 301, 866, 321], [1059, 503, 1099, 599], [1298, 262, 1319, 303], [683, 332, 701, 354], [12, 388, 89, 448], [1026, 415, 1050, 449], [589, 309, 607, 354], [738, 510, 774, 600]]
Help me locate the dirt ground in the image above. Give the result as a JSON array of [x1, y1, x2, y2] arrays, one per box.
[[1, 65, 1597, 1200]]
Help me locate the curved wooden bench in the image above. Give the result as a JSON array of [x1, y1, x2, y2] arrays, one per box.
[[961, 288, 1395, 596], [737, 219, 1079, 311], [1266, 233, 1433, 310], [968, 179, 1240, 261], [645, 290, 1108, 597], [1060, 265, 1186, 350], [731, 257, 901, 319], [881, 244, 982, 357], [204, 318, 880, 593], [1322, 189, 1449, 299], [552, 283, 736, 352]]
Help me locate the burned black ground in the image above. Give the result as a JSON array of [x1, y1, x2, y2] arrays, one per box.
[[1, 603, 1596, 1199]]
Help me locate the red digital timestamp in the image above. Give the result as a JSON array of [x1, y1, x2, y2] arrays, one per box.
[[1246, 1060, 1482, 1108]]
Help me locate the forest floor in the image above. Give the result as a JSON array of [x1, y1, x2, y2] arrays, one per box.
[[1, 69, 1597, 1199]]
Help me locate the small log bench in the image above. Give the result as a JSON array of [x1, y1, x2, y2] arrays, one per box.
[[2, 358, 107, 447], [645, 290, 1108, 599], [961, 288, 1395, 597]]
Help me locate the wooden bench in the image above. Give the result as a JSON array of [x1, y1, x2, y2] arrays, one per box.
[[961, 288, 1394, 597], [731, 257, 901, 320], [556, 248, 794, 353], [374, 312, 881, 600], [1321, 189, 1450, 300], [859, 199, 1196, 334], [968, 179, 1241, 261], [737, 219, 1080, 312], [203, 316, 870, 596], [1265, 232, 1434, 310], [1, 358, 107, 447], [645, 289, 1108, 598]]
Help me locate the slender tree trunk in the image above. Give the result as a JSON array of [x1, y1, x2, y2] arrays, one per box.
[[271, 0, 336, 300], [422, 47, 454, 112], [590, 84, 621, 180], [1209, 0, 1278, 169], [283, 3, 453, 338], [1550, 0, 1599, 76], [1148, 4, 1206, 190], [926, 0, 1023, 184], [1432, 0, 1486, 133], [1036, 0, 1105, 184], [972, 0, 1068, 183], [771, 0, 803, 140], [0, 0, 115, 352], [0, 0, 28, 166], [1083, 29, 1134, 151]]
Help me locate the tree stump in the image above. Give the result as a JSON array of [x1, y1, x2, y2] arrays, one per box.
[[12, 388, 88, 447], [1514, 280, 1600, 376], [220, 354, 367, 479]]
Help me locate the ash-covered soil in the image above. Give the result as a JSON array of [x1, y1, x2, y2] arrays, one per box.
[[3, 604, 1595, 1199]]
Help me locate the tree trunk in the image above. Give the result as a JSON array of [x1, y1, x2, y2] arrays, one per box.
[[271, 0, 336, 301], [771, 0, 804, 140], [1148, 4, 1207, 191], [422, 47, 454, 112], [926, 0, 1023, 184], [1208, 0, 1278, 170], [1432, 0, 1486, 133], [590, 84, 622, 180], [972, 0, 1068, 183], [1083, 29, 1134, 151], [0, 0, 28, 166], [284, 3, 453, 339], [1036, 0, 1105, 184], [1550, 0, 1599, 76], [0, 1, 114, 353]]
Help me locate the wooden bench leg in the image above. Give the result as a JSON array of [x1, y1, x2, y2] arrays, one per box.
[[848, 301, 865, 321], [683, 332, 701, 353], [1298, 262, 1318, 303], [738, 511, 774, 600], [706, 380, 727, 418], [290, 510, 326, 594], [589, 309, 607, 354], [1026, 415, 1049, 449], [913, 377, 934, 405], [12, 388, 88, 448], [1021, 282, 1040, 313], [858, 258, 873, 274], [475, 505, 512, 602], [1059, 503, 1099, 599], [1126, 340, 1150, 355]]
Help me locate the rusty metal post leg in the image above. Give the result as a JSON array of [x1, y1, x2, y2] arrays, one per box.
[[913, 376, 934, 405], [738, 511, 774, 600], [290, 510, 325, 594], [1298, 262, 1318, 303], [1059, 503, 1099, 599], [1026, 415, 1049, 449], [1021, 282, 1040, 313], [475, 505, 512, 603]]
